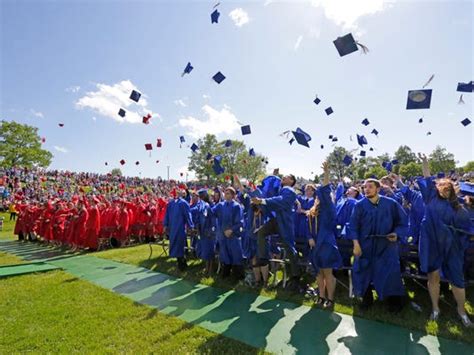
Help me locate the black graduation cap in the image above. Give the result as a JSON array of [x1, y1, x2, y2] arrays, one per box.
[[289, 138, 295, 145], [225, 139, 232, 147], [392, 159, 399, 165], [249, 148, 255, 157], [369, 147, 374, 151], [118, 108, 126, 117], [313, 96, 321, 105], [333, 33, 369, 57], [213, 71, 226, 84], [328, 135, 333, 139], [180, 136, 185, 143], [130, 90, 141, 103], [135, 161, 140, 166], [427, 131, 432, 136], [357, 134, 368, 147], [371, 129, 379, 136], [120, 159, 126, 165], [191, 143, 199, 152], [343, 155, 353, 166], [211, 9, 220, 23], [457, 81, 473, 92], [182, 62, 193, 77], [105, 162, 108, 166], [320, 144, 324, 149], [461, 118, 471, 126], [362, 118, 370, 126], [241, 125, 251, 135], [418, 117, 423, 123], [292, 128, 311, 147], [359, 150, 366, 157], [332, 137, 338, 142], [325, 107, 334, 116], [406, 89, 432, 109]]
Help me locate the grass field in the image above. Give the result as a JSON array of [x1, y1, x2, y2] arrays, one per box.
[[1, 212, 473, 345]]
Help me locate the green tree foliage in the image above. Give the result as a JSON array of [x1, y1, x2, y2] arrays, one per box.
[[394, 145, 417, 165], [462, 161, 474, 173], [325, 147, 354, 180], [398, 162, 423, 178], [428, 146, 456, 174], [187, 134, 266, 184], [0, 120, 53, 168], [364, 165, 387, 179], [110, 168, 122, 177]]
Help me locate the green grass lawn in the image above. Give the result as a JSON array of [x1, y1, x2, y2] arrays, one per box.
[[0, 268, 263, 354]]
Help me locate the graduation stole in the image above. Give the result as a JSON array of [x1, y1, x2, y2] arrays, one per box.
[[308, 199, 320, 234], [253, 209, 262, 231]]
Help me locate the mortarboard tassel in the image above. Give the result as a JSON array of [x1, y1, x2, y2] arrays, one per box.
[[213, 2, 220, 8], [356, 42, 369, 54], [458, 94, 465, 105], [422, 74, 435, 88]]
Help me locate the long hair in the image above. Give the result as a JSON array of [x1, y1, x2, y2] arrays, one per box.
[[436, 178, 461, 210]]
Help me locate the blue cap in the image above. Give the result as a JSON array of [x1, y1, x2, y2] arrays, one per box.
[[362, 118, 370, 126], [325, 107, 334, 116], [457, 81, 473, 93], [292, 127, 311, 147], [213, 155, 225, 175], [118, 108, 126, 117], [343, 155, 353, 166], [313, 97, 321, 105], [180, 136, 185, 143], [391, 159, 399, 165], [437, 172, 445, 178], [460, 182, 474, 196], [333, 33, 358, 57], [225, 139, 232, 147], [332, 137, 338, 142], [206, 152, 213, 160], [191, 143, 199, 152], [357, 134, 368, 147], [198, 188, 209, 196], [382, 161, 393, 172], [328, 135, 333, 139], [241, 125, 251, 135], [213, 71, 226, 84], [371, 129, 379, 136], [320, 144, 324, 149], [182, 62, 193, 76], [129, 90, 141, 103], [249, 148, 255, 156], [359, 150, 366, 157], [406, 89, 432, 110], [461, 118, 471, 127], [211, 9, 220, 23]]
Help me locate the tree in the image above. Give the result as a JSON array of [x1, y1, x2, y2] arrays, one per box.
[[462, 161, 474, 173], [187, 134, 266, 184], [326, 147, 354, 180], [394, 145, 417, 165], [0, 120, 53, 168], [364, 166, 387, 179], [110, 168, 122, 177], [398, 162, 422, 178], [428, 146, 456, 175]]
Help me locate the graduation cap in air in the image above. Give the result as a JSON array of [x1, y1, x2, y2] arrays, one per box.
[[357, 134, 368, 147], [142, 114, 151, 125], [191, 143, 199, 152], [41, 137, 46, 143], [382, 161, 393, 172], [359, 150, 366, 157], [145, 143, 153, 151], [461, 118, 471, 127], [325, 107, 334, 116], [118, 108, 126, 118], [343, 155, 353, 166], [292, 127, 311, 147], [427, 131, 432, 136], [332, 137, 338, 142], [213, 155, 225, 175], [371, 129, 379, 136], [135, 161, 140, 166], [213, 71, 226, 84], [206, 152, 213, 160], [313, 96, 321, 105], [156, 160, 160, 164], [418, 118, 423, 124], [249, 148, 255, 157], [120, 159, 126, 165], [289, 138, 295, 145], [211, 9, 220, 23], [406, 89, 432, 109], [156, 138, 162, 148], [225, 139, 232, 147], [328, 135, 333, 140], [241, 125, 251, 135], [105, 162, 108, 166], [182, 62, 193, 77], [333, 33, 369, 57], [320, 144, 324, 149], [392, 159, 399, 165], [362, 118, 370, 126], [457, 81, 473, 92], [58, 123, 64, 127], [369, 147, 374, 151], [130, 90, 141, 103]]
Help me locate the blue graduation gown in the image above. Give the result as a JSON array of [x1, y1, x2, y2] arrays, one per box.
[[262, 186, 297, 254], [417, 177, 472, 287], [295, 196, 315, 241], [194, 200, 215, 261], [163, 198, 194, 258], [348, 196, 408, 299], [213, 200, 244, 265], [309, 185, 342, 272], [335, 197, 357, 238], [399, 185, 425, 244]]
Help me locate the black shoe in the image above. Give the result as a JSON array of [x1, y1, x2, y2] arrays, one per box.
[[232, 265, 245, 280], [177, 257, 187, 271], [286, 277, 301, 293], [386, 296, 405, 314], [222, 264, 231, 278]]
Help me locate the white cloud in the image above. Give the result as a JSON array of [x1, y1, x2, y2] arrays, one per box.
[[75, 80, 156, 124], [308, 25, 321, 39], [311, 0, 392, 29], [203, 94, 211, 100], [294, 35, 303, 51], [264, 0, 273, 5], [179, 104, 240, 139], [65, 85, 81, 93], [54, 146, 68, 153], [229, 8, 250, 27], [30, 109, 44, 118], [174, 99, 187, 108]]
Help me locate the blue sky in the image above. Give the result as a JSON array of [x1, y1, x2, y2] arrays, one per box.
[[1, 0, 472, 179]]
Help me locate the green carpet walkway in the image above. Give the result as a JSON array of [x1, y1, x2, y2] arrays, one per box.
[[0, 240, 471, 355], [0, 261, 60, 278]]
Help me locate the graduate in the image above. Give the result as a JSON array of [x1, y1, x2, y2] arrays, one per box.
[[212, 187, 244, 279], [417, 154, 473, 327], [251, 174, 300, 291], [335, 184, 360, 238], [84, 197, 101, 250], [163, 186, 194, 271], [348, 178, 408, 312], [307, 162, 342, 309], [194, 189, 216, 274]]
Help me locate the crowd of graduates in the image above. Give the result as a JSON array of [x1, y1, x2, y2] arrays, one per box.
[[2, 158, 474, 328]]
